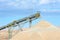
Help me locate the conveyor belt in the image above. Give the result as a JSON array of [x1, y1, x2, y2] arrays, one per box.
[[0, 12, 40, 30]]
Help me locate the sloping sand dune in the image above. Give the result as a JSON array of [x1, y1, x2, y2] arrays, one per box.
[[10, 20, 60, 40]]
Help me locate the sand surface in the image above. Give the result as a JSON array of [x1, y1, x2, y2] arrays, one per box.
[[0, 30, 18, 40], [10, 20, 60, 40], [0, 20, 60, 40]]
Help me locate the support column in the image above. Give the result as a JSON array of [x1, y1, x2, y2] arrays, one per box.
[[8, 27, 12, 40], [29, 19, 32, 28], [18, 24, 23, 31]]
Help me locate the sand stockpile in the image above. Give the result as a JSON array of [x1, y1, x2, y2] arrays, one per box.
[[0, 30, 18, 40], [0, 30, 8, 40], [32, 20, 57, 29], [10, 20, 60, 40], [22, 20, 57, 31]]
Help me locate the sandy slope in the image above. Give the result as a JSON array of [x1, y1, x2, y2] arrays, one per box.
[[0, 30, 18, 40], [10, 20, 60, 40], [0, 30, 8, 40]]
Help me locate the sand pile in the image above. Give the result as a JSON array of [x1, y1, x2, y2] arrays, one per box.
[[31, 20, 57, 30], [10, 20, 60, 40], [0, 30, 18, 40], [23, 20, 57, 31], [0, 30, 8, 40]]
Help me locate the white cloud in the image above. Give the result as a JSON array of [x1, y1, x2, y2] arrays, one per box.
[[6, 0, 36, 9], [49, 10, 60, 12], [42, 9, 60, 12], [39, 0, 58, 5], [42, 9, 47, 12], [0, 0, 6, 2], [39, 0, 50, 4], [0, 0, 60, 9]]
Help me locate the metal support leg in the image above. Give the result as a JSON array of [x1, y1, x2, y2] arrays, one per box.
[[29, 19, 32, 28], [8, 27, 12, 40], [18, 24, 23, 31]]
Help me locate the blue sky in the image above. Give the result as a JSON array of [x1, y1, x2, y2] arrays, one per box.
[[0, 0, 60, 28]]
